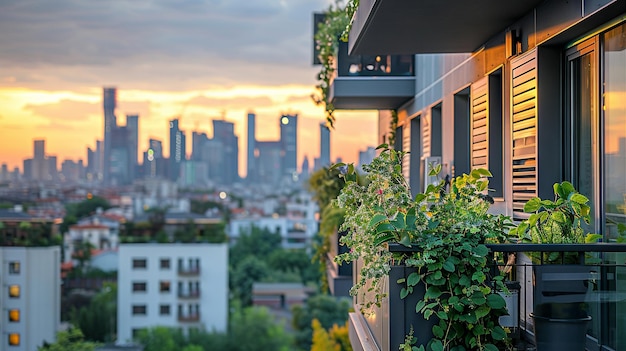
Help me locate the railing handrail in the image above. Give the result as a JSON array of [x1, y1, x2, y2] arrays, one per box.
[[389, 242, 626, 253]]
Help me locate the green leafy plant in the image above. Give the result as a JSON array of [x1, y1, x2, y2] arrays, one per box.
[[334, 144, 514, 350], [510, 181, 601, 263], [312, 0, 358, 127]]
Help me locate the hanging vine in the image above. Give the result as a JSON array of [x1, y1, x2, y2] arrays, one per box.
[[312, 0, 359, 128]]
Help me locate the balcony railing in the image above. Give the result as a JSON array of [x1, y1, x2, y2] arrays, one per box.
[[178, 267, 200, 276], [177, 313, 200, 322], [348, 243, 626, 351], [328, 41, 415, 110], [178, 290, 201, 299]]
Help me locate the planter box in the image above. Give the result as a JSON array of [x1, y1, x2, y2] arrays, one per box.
[[350, 261, 435, 351]]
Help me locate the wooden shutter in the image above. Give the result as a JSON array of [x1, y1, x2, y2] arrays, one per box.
[[423, 113, 431, 158], [402, 123, 411, 180], [511, 52, 538, 219], [471, 77, 489, 170]]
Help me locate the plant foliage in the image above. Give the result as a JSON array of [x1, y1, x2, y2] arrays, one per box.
[[334, 144, 514, 350]]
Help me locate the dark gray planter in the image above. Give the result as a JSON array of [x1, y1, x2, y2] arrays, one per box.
[[388, 265, 437, 349], [531, 303, 591, 351]]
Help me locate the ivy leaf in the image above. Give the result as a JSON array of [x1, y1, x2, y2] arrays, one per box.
[[415, 300, 426, 312], [570, 193, 589, 204], [407, 272, 420, 287], [429, 339, 444, 351], [400, 287, 409, 299], [475, 305, 491, 319], [425, 286, 443, 299], [373, 232, 396, 246], [414, 194, 426, 203], [486, 293, 506, 309], [432, 325, 444, 338], [375, 144, 388, 150], [484, 344, 499, 351], [523, 197, 542, 212], [442, 258, 455, 273], [491, 326, 507, 341], [368, 214, 388, 228]]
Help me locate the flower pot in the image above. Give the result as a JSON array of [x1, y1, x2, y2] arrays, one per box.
[[530, 303, 591, 351]]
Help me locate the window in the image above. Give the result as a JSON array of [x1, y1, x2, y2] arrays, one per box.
[[8, 309, 19, 322], [132, 282, 147, 293], [132, 305, 147, 315], [132, 258, 147, 269], [160, 281, 171, 293], [8, 261, 20, 275], [160, 304, 171, 315], [160, 258, 170, 269], [8, 333, 19, 346], [9, 285, 19, 298]]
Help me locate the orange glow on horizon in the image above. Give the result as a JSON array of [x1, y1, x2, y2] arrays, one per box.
[[0, 87, 378, 177]]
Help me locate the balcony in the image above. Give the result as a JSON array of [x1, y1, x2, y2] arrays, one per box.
[[178, 290, 201, 299], [348, 243, 626, 351], [177, 313, 200, 322], [326, 230, 353, 297], [178, 267, 200, 276], [348, 0, 545, 55], [328, 41, 415, 110]]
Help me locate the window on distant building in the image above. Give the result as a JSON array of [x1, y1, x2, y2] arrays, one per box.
[[8, 333, 20, 346], [132, 305, 147, 315], [132, 282, 147, 293], [132, 258, 147, 269], [160, 304, 171, 315], [160, 281, 171, 293], [8, 285, 19, 298], [160, 258, 170, 269], [8, 262, 20, 275], [8, 309, 19, 322]]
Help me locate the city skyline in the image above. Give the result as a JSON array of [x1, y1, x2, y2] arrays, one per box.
[[0, 0, 378, 177]]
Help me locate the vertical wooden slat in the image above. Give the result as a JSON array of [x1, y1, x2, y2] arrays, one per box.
[[471, 77, 489, 170], [511, 53, 538, 220]]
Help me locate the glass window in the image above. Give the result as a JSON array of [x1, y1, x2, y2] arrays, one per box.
[[160, 304, 170, 315], [8, 333, 19, 346], [8, 309, 19, 322], [603, 23, 626, 240], [132, 258, 147, 269], [160, 258, 170, 269], [160, 281, 171, 293], [9, 285, 19, 298], [132, 305, 147, 315], [9, 262, 20, 275], [132, 282, 147, 292]]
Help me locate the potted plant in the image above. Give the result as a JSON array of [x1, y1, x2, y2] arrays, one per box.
[[510, 181, 599, 351], [334, 144, 514, 351]]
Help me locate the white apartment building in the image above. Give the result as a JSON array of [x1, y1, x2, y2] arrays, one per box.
[[116, 243, 228, 344], [0, 246, 61, 350], [229, 216, 318, 249]]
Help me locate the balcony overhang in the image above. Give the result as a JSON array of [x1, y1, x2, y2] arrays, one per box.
[[330, 76, 415, 110], [348, 0, 546, 55]]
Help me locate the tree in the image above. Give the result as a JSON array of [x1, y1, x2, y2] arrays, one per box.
[[70, 283, 117, 342], [291, 294, 352, 351], [311, 319, 340, 351], [229, 306, 293, 351], [38, 328, 99, 351], [230, 256, 270, 307], [137, 327, 182, 351], [229, 226, 282, 265]]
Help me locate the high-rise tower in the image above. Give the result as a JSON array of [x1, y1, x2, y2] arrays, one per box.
[[247, 113, 256, 183], [169, 118, 186, 182], [279, 114, 298, 180], [213, 120, 239, 185], [103, 87, 117, 185], [319, 122, 331, 168], [126, 114, 139, 182]]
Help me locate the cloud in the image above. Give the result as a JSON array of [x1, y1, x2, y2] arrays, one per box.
[[186, 95, 274, 109], [0, 0, 329, 89], [24, 99, 100, 121]]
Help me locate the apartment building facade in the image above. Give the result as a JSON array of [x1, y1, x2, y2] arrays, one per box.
[[325, 0, 625, 349], [0, 247, 61, 350], [116, 243, 228, 344]]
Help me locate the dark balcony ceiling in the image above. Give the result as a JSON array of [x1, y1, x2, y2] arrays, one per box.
[[348, 0, 546, 55], [330, 76, 415, 110]]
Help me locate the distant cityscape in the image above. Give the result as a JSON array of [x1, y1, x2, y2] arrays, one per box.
[[0, 87, 377, 189]]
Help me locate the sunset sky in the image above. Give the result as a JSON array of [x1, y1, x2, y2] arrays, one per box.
[[0, 0, 378, 177]]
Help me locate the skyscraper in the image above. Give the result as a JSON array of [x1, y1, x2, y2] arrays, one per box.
[[319, 122, 331, 168], [169, 118, 186, 182], [126, 114, 139, 182], [33, 139, 46, 181], [279, 114, 298, 180], [110, 126, 130, 185], [213, 120, 239, 185], [103, 87, 117, 185], [247, 113, 256, 183]]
